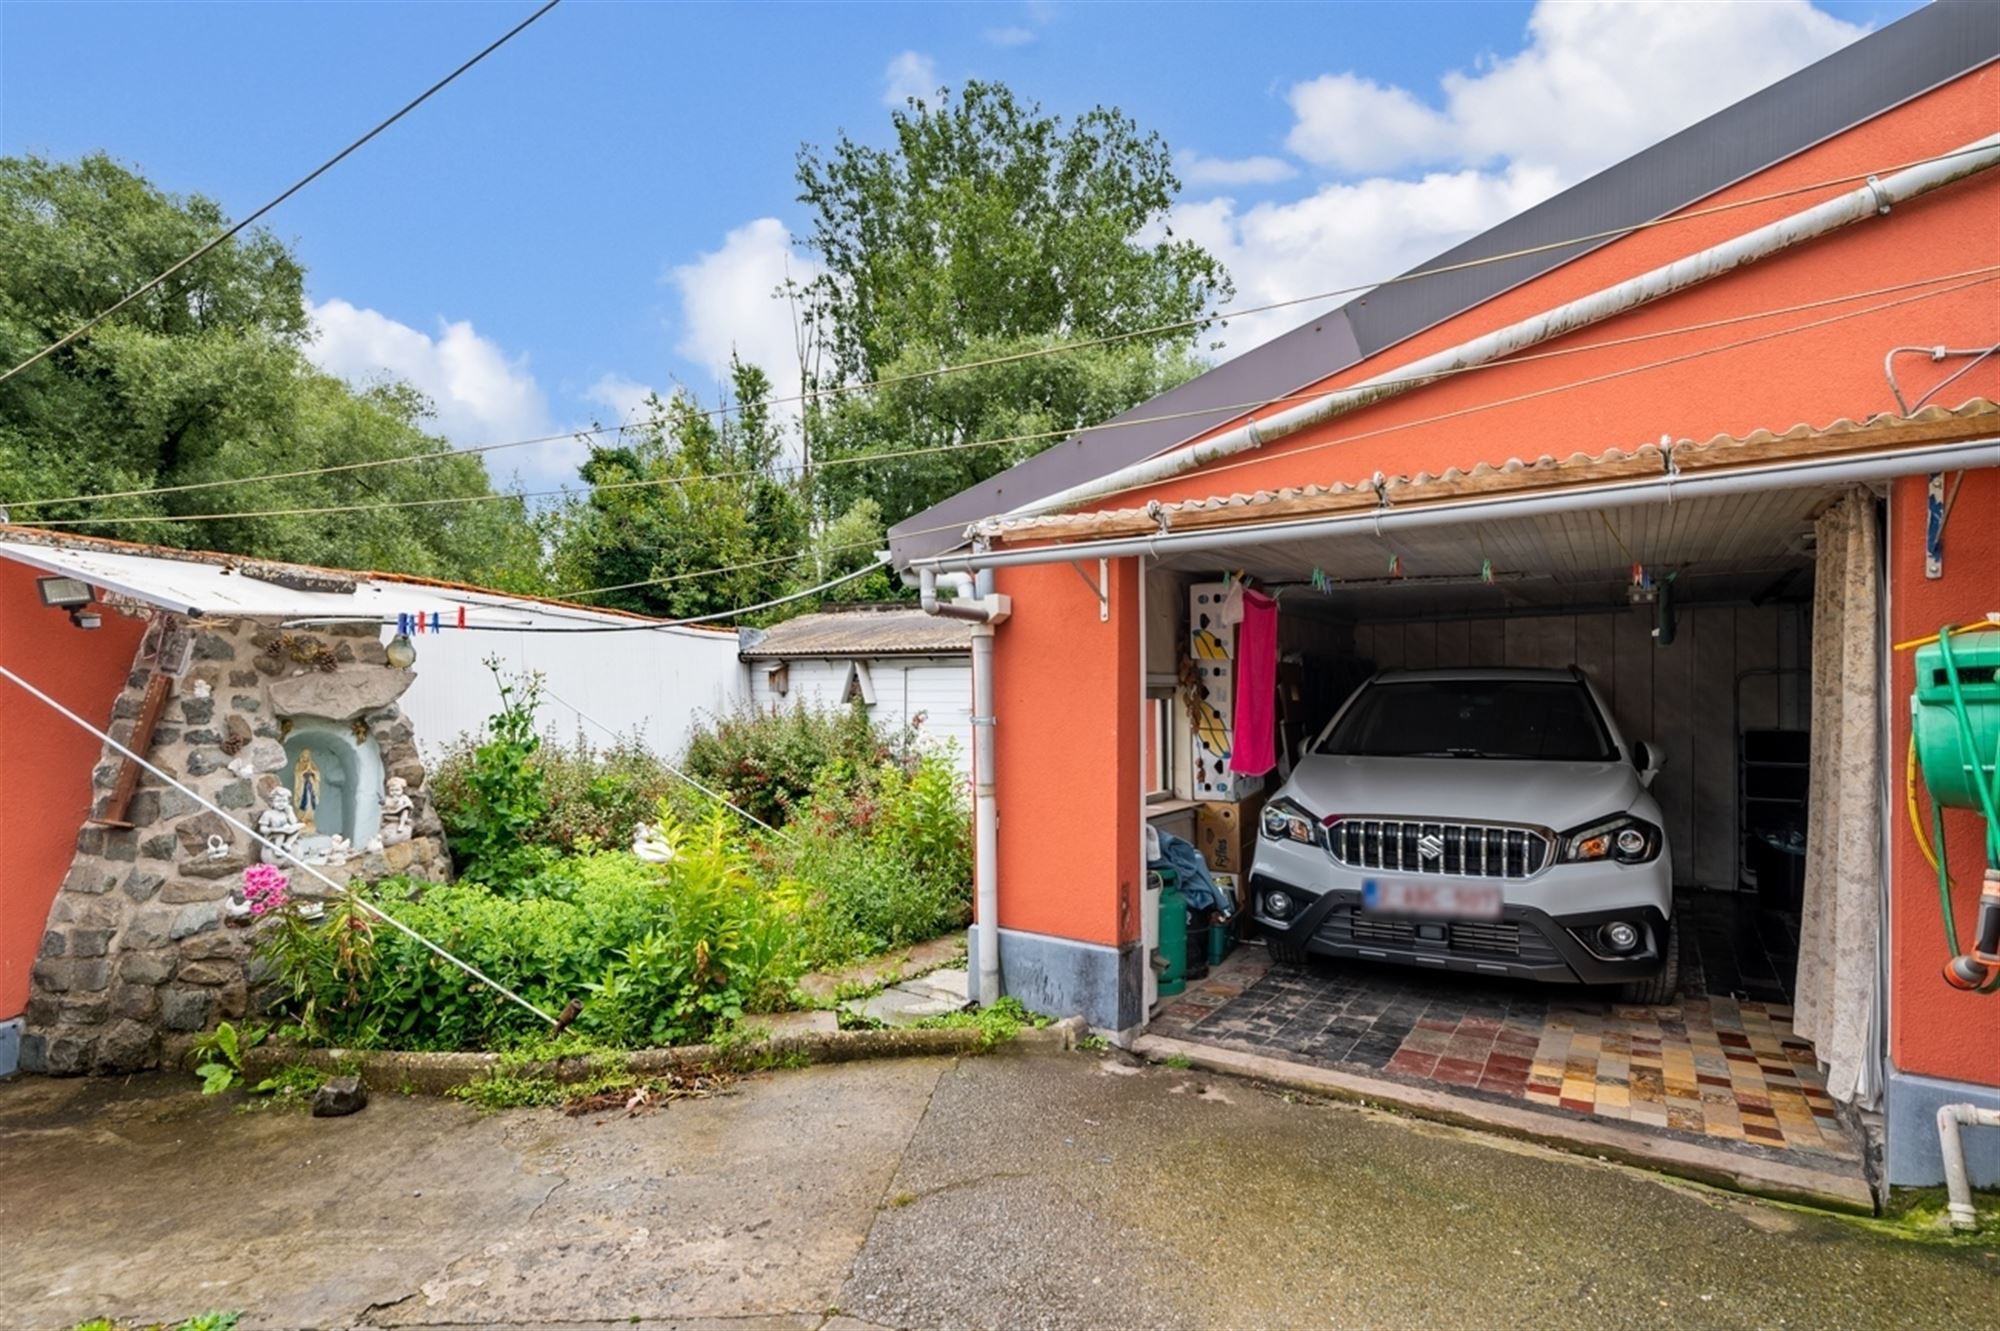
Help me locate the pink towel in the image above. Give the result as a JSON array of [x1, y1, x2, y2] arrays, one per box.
[[1229, 588, 1277, 776]]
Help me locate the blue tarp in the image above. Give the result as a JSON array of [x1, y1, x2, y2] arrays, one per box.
[[1151, 830, 1236, 918]]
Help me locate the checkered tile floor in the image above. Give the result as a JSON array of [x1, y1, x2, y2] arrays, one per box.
[[1151, 900, 1859, 1163]]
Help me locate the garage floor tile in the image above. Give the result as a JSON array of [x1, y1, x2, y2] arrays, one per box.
[[1153, 900, 1860, 1165]]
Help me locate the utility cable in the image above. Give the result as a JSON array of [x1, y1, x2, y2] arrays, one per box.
[[0, 662, 560, 1026], [0, 0, 565, 389], [539, 685, 788, 838], [9, 141, 1997, 514], [22, 262, 1996, 530]]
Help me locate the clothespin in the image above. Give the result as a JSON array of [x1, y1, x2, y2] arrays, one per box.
[[1310, 567, 1328, 593], [431, 611, 442, 634], [1388, 553, 1402, 578], [1481, 558, 1494, 585], [1631, 562, 1652, 590], [456, 605, 467, 630]]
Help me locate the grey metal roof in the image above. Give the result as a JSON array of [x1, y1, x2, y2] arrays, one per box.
[[739, 607, 973, 660], [889, 0, 2000, 566]]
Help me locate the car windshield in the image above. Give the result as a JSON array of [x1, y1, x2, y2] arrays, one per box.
[[1318, 678, 1616, 761]]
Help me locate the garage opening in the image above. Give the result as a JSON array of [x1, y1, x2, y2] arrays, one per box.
[[1139, 484, 1875, 1162]]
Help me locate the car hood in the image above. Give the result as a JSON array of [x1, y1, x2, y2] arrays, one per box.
[[1277, 753, 1646, 832]]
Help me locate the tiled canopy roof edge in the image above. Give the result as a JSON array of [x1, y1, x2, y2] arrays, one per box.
[[886, 3, 2000, 566], [969, 399, 2000, 544]]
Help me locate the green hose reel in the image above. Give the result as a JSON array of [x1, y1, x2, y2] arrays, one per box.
[[1909, 624, 2000, 991], [1914, 628, 2000, 811]]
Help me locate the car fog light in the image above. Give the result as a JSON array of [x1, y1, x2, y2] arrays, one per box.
[[1614, 828, 1648, 857], [1600, 921, 1641, 953], [1265, 890, 1294, 920]]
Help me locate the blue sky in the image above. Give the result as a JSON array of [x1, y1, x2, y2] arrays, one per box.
[[1, 0, 1921, 488]]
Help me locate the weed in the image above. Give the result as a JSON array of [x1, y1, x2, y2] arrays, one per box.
[[189, 1022, 265, 1095], [1163, 1053, 1193, 1070], [911, 997, 1047, 1049], [1077, 1034, 1110, 1052], [889, 1192, 918, 1208], [68, 1315, 239, 1331]]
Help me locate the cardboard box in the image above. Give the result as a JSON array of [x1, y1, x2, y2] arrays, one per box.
[[1196, 792, 1268, 876]]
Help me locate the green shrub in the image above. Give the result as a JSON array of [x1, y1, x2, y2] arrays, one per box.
[[432, 725, 680, 863], [438, 663, 554, 887], [682, 700, 901, 827], [761, 753, 973, 968], [259, 810, 803, 1051]]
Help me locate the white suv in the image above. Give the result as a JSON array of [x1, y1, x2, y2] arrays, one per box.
[[1250, 667, 1678, 1004]]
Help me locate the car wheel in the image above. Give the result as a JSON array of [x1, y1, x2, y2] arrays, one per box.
[[1616, 920, 1680, 1005], [1266, 934, 1309, 966]]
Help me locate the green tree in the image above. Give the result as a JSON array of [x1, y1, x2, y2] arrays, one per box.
[[548, 359, 809, 620], [792, 81, 1230, 525], [0, 153, 546, 588]]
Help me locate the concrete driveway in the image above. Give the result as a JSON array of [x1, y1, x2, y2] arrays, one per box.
[[1, 1047, 1992, 1330]]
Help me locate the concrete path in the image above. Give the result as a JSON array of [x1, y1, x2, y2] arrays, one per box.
[[1, 1048, 1993, 1330]]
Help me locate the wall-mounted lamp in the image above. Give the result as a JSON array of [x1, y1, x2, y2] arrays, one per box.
[[38, 575, 101, 628], [384, 632, 417, 670], [37, 575, 91, 608]]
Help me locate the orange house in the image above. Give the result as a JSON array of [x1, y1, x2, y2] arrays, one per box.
[[893, 4, 2000, 1188]]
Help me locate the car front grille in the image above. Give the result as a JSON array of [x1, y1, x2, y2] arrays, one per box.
[[1316, 908, 1564, 965], [1328, 818, 1553, 880]]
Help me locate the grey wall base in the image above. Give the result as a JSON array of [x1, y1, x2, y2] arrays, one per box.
[[0, 1017, 20, 1078], [967, 926, 1146, 1033], [1885, 1067, 2000, 1188]]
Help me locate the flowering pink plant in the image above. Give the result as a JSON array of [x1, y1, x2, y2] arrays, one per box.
[[242, 863, 291, 917]]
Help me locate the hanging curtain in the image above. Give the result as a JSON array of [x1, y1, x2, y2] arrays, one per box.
[[1795, 489, 1883, 1106]]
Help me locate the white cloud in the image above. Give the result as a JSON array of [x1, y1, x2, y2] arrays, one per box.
[[1177, 150, 1298, 188], [1285, 0, 1864, 181], [1170, 165, 1565, 355], [983, 25, 1036, 48], [882, 50, 938, 108], [667, 217, 820, 391], [1180, 1, 1868, 359], [584, 373, 658, 428], [306, 299, 587, 490]]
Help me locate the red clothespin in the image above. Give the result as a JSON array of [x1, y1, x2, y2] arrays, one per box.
[[456, 605, 467, 630]]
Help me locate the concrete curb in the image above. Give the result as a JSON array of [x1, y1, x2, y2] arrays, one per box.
[[1133, 1033, 1875, 1216], [161, 1014, 1087, 1096]]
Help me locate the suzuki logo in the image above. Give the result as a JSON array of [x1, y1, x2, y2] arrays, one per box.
[[1417, 833, 1445, 862]]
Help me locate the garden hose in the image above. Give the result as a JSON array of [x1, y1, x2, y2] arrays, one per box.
[[1907, 624, 2000, 992]]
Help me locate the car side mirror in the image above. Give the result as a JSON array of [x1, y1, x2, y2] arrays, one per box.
[[1631, 740, 1663, 788]]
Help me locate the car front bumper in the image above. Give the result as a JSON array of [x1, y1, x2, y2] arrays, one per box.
[[1249, 846, 1672, 987]]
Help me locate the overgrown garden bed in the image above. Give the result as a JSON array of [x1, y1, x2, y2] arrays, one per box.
[[233, 670, 976, 1065]]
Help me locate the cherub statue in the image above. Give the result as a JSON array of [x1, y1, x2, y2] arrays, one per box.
[[258, 786, 305, 864], [380, 776, 415, 845]]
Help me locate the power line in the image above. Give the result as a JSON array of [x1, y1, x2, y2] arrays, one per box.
[[350, 270, 2000, 618], [9, 141, 1994, 515], [0, 0, 565, 389], [21, 262, 1995, 530]]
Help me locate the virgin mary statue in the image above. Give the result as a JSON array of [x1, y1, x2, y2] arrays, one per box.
[[293, 749, 322, 835]]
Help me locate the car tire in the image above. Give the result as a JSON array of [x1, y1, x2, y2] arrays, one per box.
[[1616, 920, 1680, 1005], [1266, 934, 1309, 966]]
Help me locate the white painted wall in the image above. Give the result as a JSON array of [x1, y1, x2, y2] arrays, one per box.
[[394, 624, 748, 760], [748, 655, 973, 775]]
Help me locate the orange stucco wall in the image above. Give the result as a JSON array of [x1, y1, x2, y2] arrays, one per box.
[[990, 558, 1141, 947], [1888, 470, 2000, 1086], [1105, 67, 1999, 517], [983, 70, 2000, 1079], [0, 560, 147, 1019]]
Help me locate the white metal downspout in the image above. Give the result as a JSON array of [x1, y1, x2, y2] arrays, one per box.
[[920, 565, 1012, 1007], [1939, 1104, 2000, 1229], [1003, 132, 2000, 523]]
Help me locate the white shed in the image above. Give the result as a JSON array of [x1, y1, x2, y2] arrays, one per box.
[[739, 606, 973, 774]]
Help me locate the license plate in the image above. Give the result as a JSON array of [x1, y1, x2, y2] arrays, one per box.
[[1362, 878, 1503, 920]]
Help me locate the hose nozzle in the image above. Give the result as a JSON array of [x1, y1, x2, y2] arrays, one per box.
[[1944, 870, 2000, 991]]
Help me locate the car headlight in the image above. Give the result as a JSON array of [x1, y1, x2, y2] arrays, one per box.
[[1559, 814, 1662, 864], [1261, 797, 1323, 847]]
